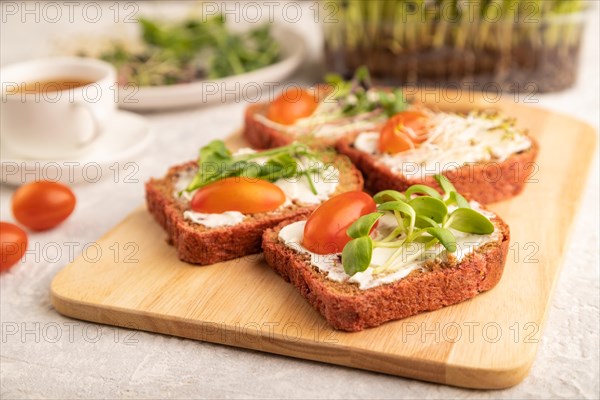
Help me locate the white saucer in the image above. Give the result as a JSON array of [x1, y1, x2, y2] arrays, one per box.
[[1, 110, 152, 185]]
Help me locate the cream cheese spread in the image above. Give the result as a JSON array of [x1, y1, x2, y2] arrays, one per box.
[[183, 210, 245, 228], [254, 90, 387, 138], [273, 162, 339, 205], [353, 111, 532, 179], [172, 149, 339, 228], [278, 202, 499, 290]]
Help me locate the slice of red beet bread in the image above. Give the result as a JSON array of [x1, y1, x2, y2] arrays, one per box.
[[243, 85, 346, 150], [146, 154, 363, 265], [243, 103, 296, 150], [243, 102, 386, 150], [262, 214, 509, 332], [336, 133, 539, 204]]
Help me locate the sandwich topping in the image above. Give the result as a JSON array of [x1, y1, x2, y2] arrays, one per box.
[[173, 141, 339, 228], [256, 97, 388, 139], [354, 110, 532, 178], [278, 176, 500, 290], [183, 210, 246, 228], [257, 67, 408, 139]]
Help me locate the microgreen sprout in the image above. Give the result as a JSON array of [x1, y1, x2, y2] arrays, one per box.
[[90, 16, 279, 86], [325, 67, 408, 118], [341, 175, 494, 276], [185, 140, 326, 194]]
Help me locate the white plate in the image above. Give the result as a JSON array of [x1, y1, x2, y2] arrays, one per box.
[[1, 110, 152, 185], [117, 26, 306, 111]]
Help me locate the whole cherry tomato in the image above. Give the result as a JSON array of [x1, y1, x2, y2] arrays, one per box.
[[0, 222, 28, 272], [379, 111, 429, 154], [267, 87, 319, 125], [12, 181, 76, 231], [191, 178, 286, 214], [303, 191, 376, 255]]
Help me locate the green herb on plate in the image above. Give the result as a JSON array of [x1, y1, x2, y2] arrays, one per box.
[[87, 15, 280, 86]]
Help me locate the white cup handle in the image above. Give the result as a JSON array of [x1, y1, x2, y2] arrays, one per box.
[[72, 101, 102, 146]]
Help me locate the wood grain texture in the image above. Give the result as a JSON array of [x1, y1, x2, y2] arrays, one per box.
[[50, 94, 597, 389]]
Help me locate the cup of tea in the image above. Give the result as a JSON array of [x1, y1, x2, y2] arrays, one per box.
[[1, 57, 118, 159]]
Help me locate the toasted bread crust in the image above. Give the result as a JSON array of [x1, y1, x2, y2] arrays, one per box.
[[262, 215, 510, 331], [243, 103, 296, 149], [243, 102, 361, 150], [336, 133, 539, 204], [146, 156, 363, 265]]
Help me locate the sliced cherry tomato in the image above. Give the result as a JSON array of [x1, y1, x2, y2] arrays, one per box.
[[12, 181, 76, 231], [303, 191, 376, 255], [1, 222, 28, 272], [267, 87, 319, 125], [191, 178, 286, 214], [379, 111, 429, 154]]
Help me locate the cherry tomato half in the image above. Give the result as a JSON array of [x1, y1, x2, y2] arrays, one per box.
[[379, 111, 429, 154], [191, 178, 286, 214], [303, 191, 376, 255], [12, 181, 76, 231], [267, 87, 319, 125], [1, 222, 28, 272]]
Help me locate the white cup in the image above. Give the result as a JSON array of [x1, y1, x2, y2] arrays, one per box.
[[1, 57, 118, 159]]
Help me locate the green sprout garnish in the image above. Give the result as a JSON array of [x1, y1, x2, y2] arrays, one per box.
[[341, 175, 494, 276], [325, 66, 408, 118], [184, 140, 326, 194], [89, 16, 279, 86]]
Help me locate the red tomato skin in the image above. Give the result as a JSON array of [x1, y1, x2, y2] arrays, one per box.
[[191, 178, 286, 214], [12, 181, 76, 231], [267, 87, 319, 125], [302, 191, 376, 255], [378, 111, 428, 154], [0, 222, 28, 272]]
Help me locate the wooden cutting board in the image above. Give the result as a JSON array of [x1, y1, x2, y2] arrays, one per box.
[[51, 95, 597, 389]]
